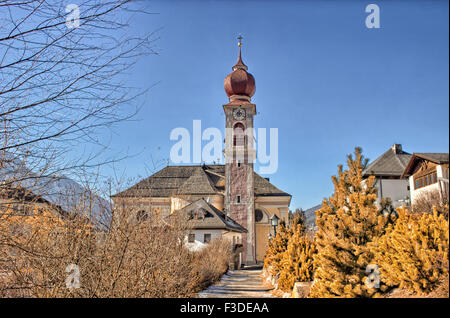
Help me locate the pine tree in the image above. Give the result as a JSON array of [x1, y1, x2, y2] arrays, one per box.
[[278, 223, 316, 292], [263, 220, 291, 276], [309, 147, 388, 298], [289, 208, 306, 230], [371, 206, 449, 295]]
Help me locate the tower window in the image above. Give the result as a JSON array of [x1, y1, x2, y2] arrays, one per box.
[[237, 195, 241, 203], [233, 123, 246, 146], [237, 161, 241, 168]]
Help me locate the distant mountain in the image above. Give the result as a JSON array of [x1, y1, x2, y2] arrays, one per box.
[[0, 154, 111, 228], [304, 204, 321, 230]]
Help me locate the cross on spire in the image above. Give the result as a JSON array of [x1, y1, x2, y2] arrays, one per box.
[[232, 34, 248, 71], [237, 34, 243, 47]]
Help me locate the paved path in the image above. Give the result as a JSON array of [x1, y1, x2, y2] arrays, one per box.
[[197, 269, 275, 298]]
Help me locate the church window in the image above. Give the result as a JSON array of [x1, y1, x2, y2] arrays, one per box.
[[204, 233, 211, 244], [255, 209, 264, 222], [233, 123, 246, 146]]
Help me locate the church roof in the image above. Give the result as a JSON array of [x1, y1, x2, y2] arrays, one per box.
[[362, 144, 412, 178], [175, 198, 247, 233], [112, 164, 291, 198], [177, 167, 218, 195]]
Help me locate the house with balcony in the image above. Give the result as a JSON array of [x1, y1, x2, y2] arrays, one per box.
[[401, 153, 449, 205]]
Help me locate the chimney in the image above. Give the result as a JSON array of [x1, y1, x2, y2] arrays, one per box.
[[392, 144, 402, 154]]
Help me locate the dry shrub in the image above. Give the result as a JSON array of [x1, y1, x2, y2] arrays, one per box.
[[189, 239, 233, 292], [0, 209, 232, 298], [412, 189, 449, 217]]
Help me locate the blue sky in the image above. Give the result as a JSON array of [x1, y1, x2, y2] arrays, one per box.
[[101, 0, 449, 210]]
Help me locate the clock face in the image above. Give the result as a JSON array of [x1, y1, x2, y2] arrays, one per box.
[[233, 108, 246, 120]]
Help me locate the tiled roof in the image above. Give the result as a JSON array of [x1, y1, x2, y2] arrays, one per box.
[[177, 167, 218, 195], [412, 153, 449, 164], [177, 199, 247, 232], [362, 146, 412, 177], [402, 153, 449, 178], [0, 184, 67, 217], [112, 164, 290, 198], [0, 184, 50, 203]]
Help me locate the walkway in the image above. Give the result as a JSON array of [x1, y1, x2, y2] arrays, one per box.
[[197, 269, 275, 298]]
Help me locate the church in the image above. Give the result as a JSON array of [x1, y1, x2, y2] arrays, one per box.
[[112, 40, 291, 265]]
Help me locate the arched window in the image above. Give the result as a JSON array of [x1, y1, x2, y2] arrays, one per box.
[[233, 123, 246, 147]]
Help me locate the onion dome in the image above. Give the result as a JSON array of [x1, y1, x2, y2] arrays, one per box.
[[224, 40, 255, 102]]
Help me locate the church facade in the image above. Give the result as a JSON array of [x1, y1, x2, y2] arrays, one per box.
[[112, 42, 291, 265]]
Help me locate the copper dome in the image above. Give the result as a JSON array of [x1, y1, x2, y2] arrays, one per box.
[[224, 46, 255, 100]]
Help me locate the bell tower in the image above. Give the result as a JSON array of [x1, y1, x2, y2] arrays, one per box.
[[223, 36, 257, 265]]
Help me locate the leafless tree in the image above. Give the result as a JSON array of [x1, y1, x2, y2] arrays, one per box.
[[0, 0, 158, 196], [412, 189, 449, 217]]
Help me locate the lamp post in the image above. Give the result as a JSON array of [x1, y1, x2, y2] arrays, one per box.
[[270, 214, 280, 237]]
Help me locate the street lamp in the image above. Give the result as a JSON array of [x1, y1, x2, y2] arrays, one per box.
[[270, 214, 280, 237]]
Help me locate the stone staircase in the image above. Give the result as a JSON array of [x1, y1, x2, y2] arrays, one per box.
[[197, 269, 275, 298]]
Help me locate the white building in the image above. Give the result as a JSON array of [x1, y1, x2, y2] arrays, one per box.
[[362, 144, 412, 208], [401, 153, 449, 205], [175, 198, 247, 252]]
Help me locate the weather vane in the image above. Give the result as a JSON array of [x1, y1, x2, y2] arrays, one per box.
[[237, 34, 243, 47]]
